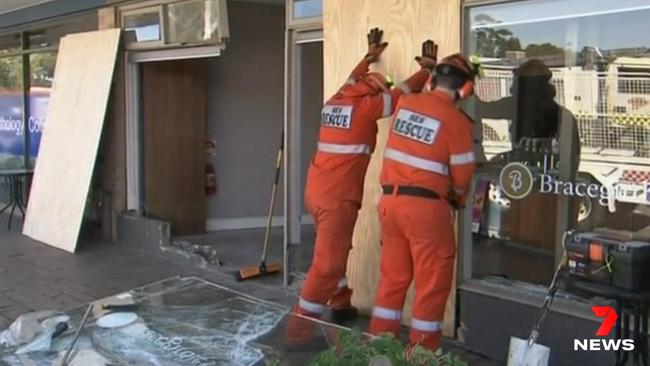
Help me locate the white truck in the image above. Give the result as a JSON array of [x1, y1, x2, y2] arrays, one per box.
[[476, 57, 650, 223]]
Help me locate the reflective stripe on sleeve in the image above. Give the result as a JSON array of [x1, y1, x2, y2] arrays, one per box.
[[345, 78, 356, 85], [318, 142, 371, 155], [450, 151, 475, 165], [337, 278, 348, 289], [454, 187, 466, 195], [382, 92, 392, 117], [411, 318, 443, 332], [385, 148, 449, 176], [299, 298, 325, 314], [372, 306, 402, 321]]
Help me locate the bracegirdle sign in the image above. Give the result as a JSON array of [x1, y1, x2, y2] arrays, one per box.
[[499, 155, 619, 206]]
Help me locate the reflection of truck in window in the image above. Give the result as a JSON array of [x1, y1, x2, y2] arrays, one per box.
[[0, 87, 49, 168], [475, 58, 650, 215]]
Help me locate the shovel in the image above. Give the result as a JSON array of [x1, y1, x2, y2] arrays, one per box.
[[15, 321, 68, 354], [508, 244, 569, 366]]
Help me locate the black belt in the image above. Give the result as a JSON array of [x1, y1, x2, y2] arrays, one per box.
[[382, 185, 440, 200]]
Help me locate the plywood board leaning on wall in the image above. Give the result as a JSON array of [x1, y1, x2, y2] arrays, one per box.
[[323, 0, 460, 336], [23, 29, 121, 253]]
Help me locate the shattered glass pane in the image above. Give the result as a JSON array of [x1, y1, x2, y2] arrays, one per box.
[[0, 277, 354, 366], [167, 0, 222, 45]]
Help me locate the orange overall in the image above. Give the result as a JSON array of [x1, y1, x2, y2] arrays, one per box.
[[286, 59, 430, 345], [369, 90, 476, 350]]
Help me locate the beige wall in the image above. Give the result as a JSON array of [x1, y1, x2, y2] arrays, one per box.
[[323, 0, 461, 335], [206, 1, 285, 220]]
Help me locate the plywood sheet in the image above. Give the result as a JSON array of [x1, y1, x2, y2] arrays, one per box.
[[23, 29, 121, 253], [323, 0, 460, 336]]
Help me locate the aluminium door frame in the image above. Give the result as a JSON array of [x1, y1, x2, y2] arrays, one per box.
[[125, 46, 222, 213], [283, 24, 323, 287]]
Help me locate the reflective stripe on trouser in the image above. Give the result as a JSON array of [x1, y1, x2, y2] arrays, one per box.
[[369, 194, 455, 351], [410, 318, 443, 349], [299, 199, 359, 312], [369, 306, 402, 337], [296, 279, 351, 314], [287, 200, 358, 346]]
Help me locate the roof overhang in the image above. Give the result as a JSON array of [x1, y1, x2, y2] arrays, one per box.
[[0, 0, 107, 33]]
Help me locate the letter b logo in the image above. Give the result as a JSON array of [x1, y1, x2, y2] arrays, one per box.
[[499, 162, 534, 199], [592, 306, 618, 336]]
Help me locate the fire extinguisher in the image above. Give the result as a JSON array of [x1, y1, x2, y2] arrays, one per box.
[[205, 162, 217, 196]]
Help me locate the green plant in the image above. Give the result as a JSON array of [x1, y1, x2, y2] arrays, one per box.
[[308, 329, 467, 366]]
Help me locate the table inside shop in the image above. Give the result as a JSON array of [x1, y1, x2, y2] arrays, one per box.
[[0, 169, 33, 230], [0, 276, 358, 366]]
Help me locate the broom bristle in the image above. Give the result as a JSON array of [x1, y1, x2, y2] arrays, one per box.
[[235, 261, 282, 281]]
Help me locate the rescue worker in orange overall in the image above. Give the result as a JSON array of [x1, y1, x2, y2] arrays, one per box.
[[369, 54, 478, 351], [285, 29, 439, 346]]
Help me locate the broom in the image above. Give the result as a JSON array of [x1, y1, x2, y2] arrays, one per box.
[[235, 131, 284, 281]]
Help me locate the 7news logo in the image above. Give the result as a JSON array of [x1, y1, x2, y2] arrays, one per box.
[[574, 306, 635, 351]]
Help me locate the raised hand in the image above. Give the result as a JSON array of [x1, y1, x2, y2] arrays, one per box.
[[365, 27, 389, 63], [415, 39, 438, 71]]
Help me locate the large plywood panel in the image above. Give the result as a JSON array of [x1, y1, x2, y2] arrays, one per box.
[[23, 29, 121, 253], [323, 0, 460, 336]]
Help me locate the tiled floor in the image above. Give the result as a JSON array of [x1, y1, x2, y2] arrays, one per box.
[[0, 214, 499, 365]]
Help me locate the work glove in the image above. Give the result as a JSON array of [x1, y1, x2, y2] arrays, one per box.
[[448, 189, 465, 211], [415, 39, 438, 71], [364, 27, 388, 63]]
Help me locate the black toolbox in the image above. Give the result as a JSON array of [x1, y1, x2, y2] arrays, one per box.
[[565, 230, 650, 291]]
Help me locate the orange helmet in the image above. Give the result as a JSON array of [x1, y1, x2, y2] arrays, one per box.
[[435, 54, 477, 99], [436, 54, 476, 79], [363, 72, 392, 93], [338, 72, 392, 98]]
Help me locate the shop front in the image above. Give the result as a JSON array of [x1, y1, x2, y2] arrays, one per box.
[[0, 11, 98, 183], [319, 0, 650, 364], [458, 0, 650, 364]]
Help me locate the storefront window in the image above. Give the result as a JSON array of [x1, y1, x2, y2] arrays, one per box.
[[292, 0, 322, 20], [0, 34, 21, 55], [123, 10, 162, 44], [167, 0, 222, 44], [464, 0, 650, 285], [0, 56, 24, 170], [0, 40, 22, 176], [28, 52, 55, 167]]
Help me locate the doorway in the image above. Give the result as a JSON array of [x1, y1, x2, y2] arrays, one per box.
[[142, 59, 207, 235], [284, 28, 323, 284]]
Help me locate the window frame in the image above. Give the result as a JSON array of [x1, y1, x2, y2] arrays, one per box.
[[118, 0, 229, 50], [459, 0, 572, 285], [286, 0, 322, 29], [120, 5, 166, 50], [0, 33, 66, 170]]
